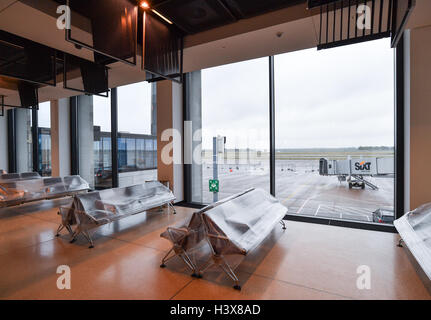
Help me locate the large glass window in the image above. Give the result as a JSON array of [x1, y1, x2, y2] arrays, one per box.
[[117, 81, 157, 187], [15, 108, 33, 173], [275, 39, 395, 225], [93, 94, 112, 189], [38, 102, 51, 176], [192, 57, 270, 204]]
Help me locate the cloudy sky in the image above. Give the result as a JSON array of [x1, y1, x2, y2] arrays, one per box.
[[202, 38, 394, 150], [37, 38, 394, 151]]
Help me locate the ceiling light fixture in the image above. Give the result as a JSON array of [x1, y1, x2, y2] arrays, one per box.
[[140, 1, 150, 9], [151, 9, 173, 24]]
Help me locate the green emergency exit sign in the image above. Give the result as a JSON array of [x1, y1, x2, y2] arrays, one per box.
[[209, 179, 219, 193]]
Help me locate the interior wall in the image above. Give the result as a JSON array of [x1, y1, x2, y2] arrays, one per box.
[[0, 115, 7, 171], [157, 80, 184, 202], [408, 24, 431, 210]]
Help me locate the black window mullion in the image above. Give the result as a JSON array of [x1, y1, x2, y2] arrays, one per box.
[[395, 34, 405, 219], [32, 108, 39, 174], [7, 109, 17, 173], [70, 96, 79, 175], [269, 56, 276, 197], [111, 88, 119, 188]]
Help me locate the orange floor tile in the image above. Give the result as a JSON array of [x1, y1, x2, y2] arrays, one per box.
[[0, 199, 429, 300]]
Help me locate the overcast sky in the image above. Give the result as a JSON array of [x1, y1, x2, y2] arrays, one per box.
[[37, 39, 394, 151], [202, 38, 394, 150]]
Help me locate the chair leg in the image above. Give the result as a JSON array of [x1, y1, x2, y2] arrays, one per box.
[[168, 202, 177, 214], [397, 239, 404, 248], [56, 224, 64, 237], [69, 226, 81, 243], [82, 230, 94, 248], [280, 220, 287, 230], [65, 224, 74, 236], [219, 258, 241, 290], [160, 247, 175, 268]]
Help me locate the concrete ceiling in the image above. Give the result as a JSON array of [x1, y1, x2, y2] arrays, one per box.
[[0, 0, 430, 107]]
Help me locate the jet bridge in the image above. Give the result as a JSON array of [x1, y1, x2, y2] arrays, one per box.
[[319, 157, 394, 190]]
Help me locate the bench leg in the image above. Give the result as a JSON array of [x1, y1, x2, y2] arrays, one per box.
[[168, 202, 177, 214], [82, 230, 95, 249], [220, 259, 241, 290], [160, 247, 198, 275], [56, 224, 64, 237], [160, 247, 176, 268]]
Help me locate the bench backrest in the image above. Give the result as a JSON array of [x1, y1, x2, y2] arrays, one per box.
[[202, 188, 287, 255], [0, 172, 40, 182], [74, 181, 175, 217], [0, 175, 89, 204]]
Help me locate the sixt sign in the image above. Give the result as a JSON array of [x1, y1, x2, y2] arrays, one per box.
[[355, 161, 372, 171]]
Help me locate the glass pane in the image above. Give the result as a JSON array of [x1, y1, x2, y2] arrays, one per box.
[[93, 94, 112, 189], [275, 39, 395, 225], [117, 82, 157, 187], [195, 57, 270, 204], [38, 102, 51, 176], [15, 108, 33, 173]]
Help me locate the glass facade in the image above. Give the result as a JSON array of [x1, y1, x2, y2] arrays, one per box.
[[186, 39, 395, 225], [15, 108, 33, 173], [117, 81, 157, 187], [190, 58, 270, 204], [38, 102, 51, 176], [93, 94, 112, 189], [274, 39, 395, 225]]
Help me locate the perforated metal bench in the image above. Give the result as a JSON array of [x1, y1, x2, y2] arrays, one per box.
[[395, 203, 431, 282], [161, 188, 287, 290], [0, 175, 89, 208], [58, 181, 176, 248]]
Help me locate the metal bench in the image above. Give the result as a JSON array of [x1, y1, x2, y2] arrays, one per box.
[[58, 181, 176, 248], [395, 203, 431, 282], [0, 172, 41, 183], [161, 188, 287, 290], [0, 175, 89, 208]]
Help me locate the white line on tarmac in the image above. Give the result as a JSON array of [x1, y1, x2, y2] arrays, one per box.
[[314, 204, 321, 216], [298, 198, 311, 214]]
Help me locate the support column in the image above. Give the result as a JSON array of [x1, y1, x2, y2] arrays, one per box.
[[408, 25, 431, 210], [157, 80, 184, 202], [0, 112, 8, 171], [77, 95, 95, 188], [51, 99, 71, 177], [184, 71, 202, 203]]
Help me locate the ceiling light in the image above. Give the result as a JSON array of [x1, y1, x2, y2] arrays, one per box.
[[152, 9, 173, 24], [140, 2, 150, 9]]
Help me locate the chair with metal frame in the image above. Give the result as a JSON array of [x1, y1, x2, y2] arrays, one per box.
[[197, 188, 287, 290]]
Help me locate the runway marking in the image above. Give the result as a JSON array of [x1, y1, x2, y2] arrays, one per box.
[[316, 205, 372, 222], [314, 204, 321, 216], [282, 174, 319, 205], [298, 198, 311, 214]]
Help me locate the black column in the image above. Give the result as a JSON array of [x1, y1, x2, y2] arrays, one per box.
[[395, 35, 405, 219], [31, 108, 39, 174], [111, 88, 119, 188], [269, 56, 276, 197], [7, 109, 17, 173], [70, 96, 79, 175]]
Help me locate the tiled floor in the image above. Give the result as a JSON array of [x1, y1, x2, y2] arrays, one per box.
[[0, 199, 430, 300]]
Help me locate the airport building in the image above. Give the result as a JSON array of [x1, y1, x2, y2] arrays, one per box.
[[0, 0, 430, 301]]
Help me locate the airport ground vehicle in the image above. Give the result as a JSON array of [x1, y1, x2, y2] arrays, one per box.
[[319, 157, 394, 190], [373, 207, 395, 224]]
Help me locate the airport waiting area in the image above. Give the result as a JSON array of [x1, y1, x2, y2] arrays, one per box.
[[0, 0, 431, 303]]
